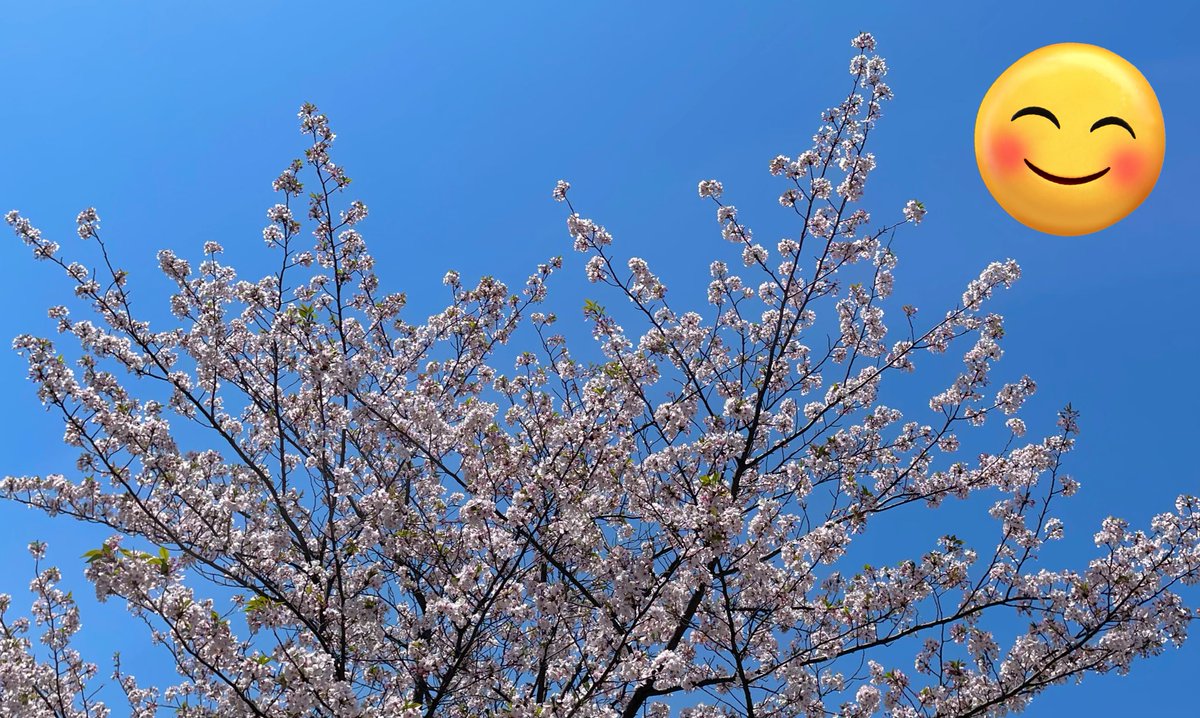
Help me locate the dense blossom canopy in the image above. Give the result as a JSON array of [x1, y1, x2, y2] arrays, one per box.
[[0, 33, 1196, 718]]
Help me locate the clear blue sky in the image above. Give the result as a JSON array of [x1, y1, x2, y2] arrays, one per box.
[[0, 1, 1196, 714]]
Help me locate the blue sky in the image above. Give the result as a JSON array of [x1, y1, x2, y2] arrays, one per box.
[[0, 1, 1196, 714]]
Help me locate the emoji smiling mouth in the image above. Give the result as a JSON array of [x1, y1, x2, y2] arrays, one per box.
[[1023, 159, 1110, 185]]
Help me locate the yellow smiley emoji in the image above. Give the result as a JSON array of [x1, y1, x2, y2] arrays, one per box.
[[975, 43, 1165, 236]]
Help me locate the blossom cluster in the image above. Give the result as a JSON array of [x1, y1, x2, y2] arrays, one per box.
[[0, 32, 1196, 718]]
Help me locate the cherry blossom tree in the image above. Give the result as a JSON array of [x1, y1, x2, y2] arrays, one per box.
[[1, 33, 1196, 718]]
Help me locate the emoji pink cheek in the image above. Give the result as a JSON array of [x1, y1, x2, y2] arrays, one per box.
[[988, 133, 1026, 173], [1111, 148, 1145, 185]]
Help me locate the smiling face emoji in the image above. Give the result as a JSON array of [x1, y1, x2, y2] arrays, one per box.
[[975, 43, 1165, 236]]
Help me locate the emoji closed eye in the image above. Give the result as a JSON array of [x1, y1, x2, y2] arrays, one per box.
[[1011, 105, 1060, 128], [1091, 115, 1136, 139]]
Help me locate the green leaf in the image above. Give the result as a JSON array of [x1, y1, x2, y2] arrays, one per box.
[[148, 547, 171, 575], [244, 595, 275, 613], [81, 548, 107, 564]]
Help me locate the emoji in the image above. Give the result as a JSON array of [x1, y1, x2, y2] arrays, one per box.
[[975, 43, 1165, 236]]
